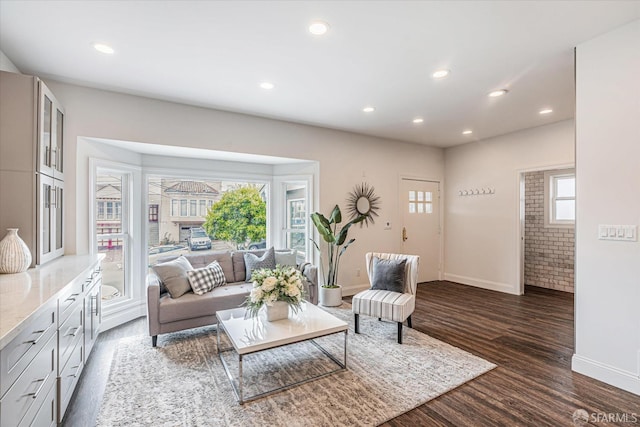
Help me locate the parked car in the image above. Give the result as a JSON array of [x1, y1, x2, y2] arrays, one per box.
[[188, 227, 212, 250], [248, 240, 266, 250], [148, 244, 189, 266]]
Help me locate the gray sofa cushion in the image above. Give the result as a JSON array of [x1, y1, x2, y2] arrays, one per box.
[[152, 256, 194, 298], [158, 251, 235, 284], [231, 249, 265, 282], [158, 282, 253, 323], [243, 247, 276, 282]]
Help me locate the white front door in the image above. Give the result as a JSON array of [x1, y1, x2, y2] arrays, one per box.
[[400, 178, 441, 282]]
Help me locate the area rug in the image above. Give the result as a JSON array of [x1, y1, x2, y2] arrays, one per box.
[[96, 305, 495, 426]]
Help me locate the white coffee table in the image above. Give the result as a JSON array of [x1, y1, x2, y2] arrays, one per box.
[[215, 302, 348, 404]]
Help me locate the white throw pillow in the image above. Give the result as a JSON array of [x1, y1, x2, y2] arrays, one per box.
[[186, 260, 227, 295], [275, 249, 297, 267]]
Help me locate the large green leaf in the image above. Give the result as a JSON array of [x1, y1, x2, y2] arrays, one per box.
[[311, 212, 335, 243], [335, 222, 354, 245], [329, 205, 342, 224], [339, 238, 356, 257]]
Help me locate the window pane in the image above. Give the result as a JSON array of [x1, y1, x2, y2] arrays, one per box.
[[556, 177, 575, 198], [408, 191, 416, 201], [199, 200, 207, 216], [417, 191, 424, 202], [424, 192, 433, 202], [409, 202, 416, 213], [555, 200, 575, 220], [425, 202, 433, 214], [190, 200, 197, 216], [96, 171, 127, 302], [171, 199, 178, 216], [417, 203, 424, 213], [180, 200, 187, 216]]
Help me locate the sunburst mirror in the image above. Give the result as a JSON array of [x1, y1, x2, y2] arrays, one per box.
[[346, 182, 381, 227]]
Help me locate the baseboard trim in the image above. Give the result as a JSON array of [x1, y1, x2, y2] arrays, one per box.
[[572, 354, 640, 396], [342, 283, 369, 297], [443, 273, 520, 295]]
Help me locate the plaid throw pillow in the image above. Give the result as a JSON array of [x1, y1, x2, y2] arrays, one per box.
[[187, 260, 227, 295]]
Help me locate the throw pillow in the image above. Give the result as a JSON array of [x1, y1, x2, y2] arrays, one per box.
[[371, 257, 406, 293], [152, 256, 194, 298], [244, 247, 276, 282], [275, 249, 297, 267], [186, 260, 227, 295]]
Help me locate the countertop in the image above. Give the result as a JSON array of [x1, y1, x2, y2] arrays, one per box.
[[0, 254, 104, 350]]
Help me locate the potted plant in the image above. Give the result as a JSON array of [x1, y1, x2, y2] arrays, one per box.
[[311, 205, 365, 306]]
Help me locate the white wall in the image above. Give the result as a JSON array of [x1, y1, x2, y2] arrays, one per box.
[[45, 81, 444, 290], [0, 50, 20, 73], [572, 20, 640, 395], [443, 120, 575, 294]]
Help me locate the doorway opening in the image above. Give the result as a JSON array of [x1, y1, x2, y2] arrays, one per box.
[[519, 167, 575, 294]]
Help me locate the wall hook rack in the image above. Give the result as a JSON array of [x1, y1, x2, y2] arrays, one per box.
[[458, 187, 495, 196]]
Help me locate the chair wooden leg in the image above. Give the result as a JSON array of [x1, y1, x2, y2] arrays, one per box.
[[397, 322, 403, 344], [354, 313, 360, 334], [152, 335, 158, 347], [407, 315, 412, 328]]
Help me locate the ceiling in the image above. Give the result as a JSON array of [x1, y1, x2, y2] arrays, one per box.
[[1, 1, 638, 148]]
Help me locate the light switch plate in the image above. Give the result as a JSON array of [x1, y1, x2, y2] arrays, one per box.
[[598, 224, 638, 241]]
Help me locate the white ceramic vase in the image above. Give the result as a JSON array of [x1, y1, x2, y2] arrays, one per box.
[[265, 300, 289, 321], [0, 228, 32, 274]]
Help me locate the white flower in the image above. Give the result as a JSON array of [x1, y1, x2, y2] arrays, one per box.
[[262, 276, 278, 292], [265, 293, 278, 306], [250, 287, 263, 303]]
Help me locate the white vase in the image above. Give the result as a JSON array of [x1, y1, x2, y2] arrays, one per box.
[[265, 300, 289, 321], [320, 286, 343, 307], [0, 228, 32, 274]]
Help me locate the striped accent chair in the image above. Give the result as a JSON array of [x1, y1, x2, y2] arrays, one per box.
[[352, 252, 419, 344]]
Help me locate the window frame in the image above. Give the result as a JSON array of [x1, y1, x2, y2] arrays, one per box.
[[544, 168, 575, 228]]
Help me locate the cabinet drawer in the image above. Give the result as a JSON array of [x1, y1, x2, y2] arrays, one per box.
[[83, 264, 102, 293], [58, 280, 83, 326], [58, 303, 83, 372], [0, 333, 56, 427], [57, 339, 83, 421], [18, 376, 56, 427], [0, 303, 56, 397]]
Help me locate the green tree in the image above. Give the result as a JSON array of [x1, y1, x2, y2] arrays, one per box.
[[203, 186, 266, 249]]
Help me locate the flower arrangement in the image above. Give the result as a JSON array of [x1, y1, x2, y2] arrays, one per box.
[[245, 265, 305, 317]]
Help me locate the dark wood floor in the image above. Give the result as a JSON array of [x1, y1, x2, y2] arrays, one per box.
[[63, 282, 640, 426]]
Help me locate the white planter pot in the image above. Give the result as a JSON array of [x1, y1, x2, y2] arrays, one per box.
[[320, 286, 343, 307], [265, 300, 289, 321]]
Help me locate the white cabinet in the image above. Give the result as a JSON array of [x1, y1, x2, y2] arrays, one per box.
[[0, 70, 65, 266], [0, 256, 103, 426]]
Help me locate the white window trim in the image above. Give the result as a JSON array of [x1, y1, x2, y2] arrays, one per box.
[[544, 168, 575, 228], [89, 158, 144, 329]]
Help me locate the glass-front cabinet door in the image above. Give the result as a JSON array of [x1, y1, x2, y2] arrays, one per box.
[[37, 175, 64, 264], [38, 81, 65, 180]]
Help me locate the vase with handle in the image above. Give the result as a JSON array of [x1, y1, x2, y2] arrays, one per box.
[[0, 228, 32, 274]]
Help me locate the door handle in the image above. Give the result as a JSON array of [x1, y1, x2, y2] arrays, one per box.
[[402, 227, 408, 242]]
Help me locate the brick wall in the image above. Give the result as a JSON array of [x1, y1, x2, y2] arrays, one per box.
[[524, 171, 575, 293]]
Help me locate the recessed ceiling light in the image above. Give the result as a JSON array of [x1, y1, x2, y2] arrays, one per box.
[[259, 82, 275, 90], [362, 106, 375, 113], [462, 130, 473, 135], [93, 43, 114, 55], [539, 108, 553, 115], [488, 89, 508, 98], [309, 21, 329, 35], [412, 118, 424, 124], [432, 69, 450, 79]]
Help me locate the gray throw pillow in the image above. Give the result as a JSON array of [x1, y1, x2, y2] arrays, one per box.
[[371, 257, 406, 293], [152, 255, 194, 298], [244, 247, 276, 282]]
